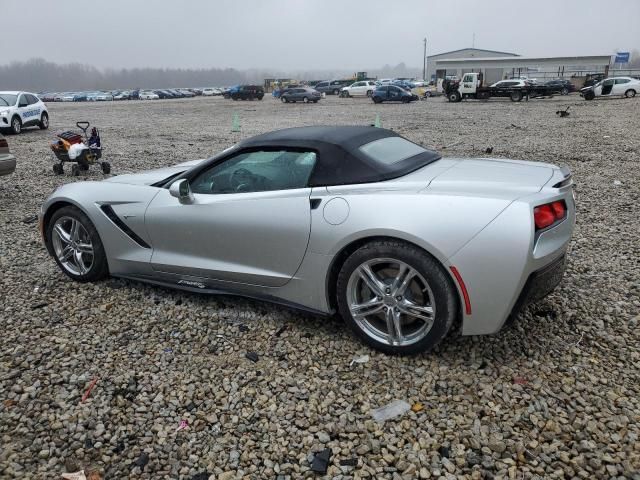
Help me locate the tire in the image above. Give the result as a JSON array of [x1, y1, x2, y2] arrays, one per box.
[[366, 90, 373, 97], [561, 87, 569, 96], [584, 91, 595, 101], [333, 89, 340, 95], [402, 97, 410, 103], [101, 162, 111, 174], [372, 97, 382, 104], [46, 205, 109, 282], [71, 165, 80, 176], [281, 96, 288, 103], [510, 91, 523, 102], [336, 240, 457, 355], [625, 89, 636, 98], [448, 91, 461, 103], [10, 116, 21, 134], [52, 163, 63, 175], [39, 112, 49, 130], [303, 96, 309, 103]]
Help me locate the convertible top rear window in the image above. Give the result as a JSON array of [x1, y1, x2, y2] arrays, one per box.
[[359, 137, 427, 165]]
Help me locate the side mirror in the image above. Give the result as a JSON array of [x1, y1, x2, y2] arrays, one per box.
[[169, 179, 194, 204]]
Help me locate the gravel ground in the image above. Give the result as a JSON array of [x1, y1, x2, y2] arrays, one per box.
[[1, 94, 639, 480]]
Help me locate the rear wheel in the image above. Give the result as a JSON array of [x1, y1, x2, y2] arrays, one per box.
[[336, 240, 457, 355], [510, 91, 523, 102], [39, 112, 49, 129], [281, 96, 288, 103], [47, 206, 109, 282], [625, 89, 636, 98], [333, 89, 340, 95], [561, 87, 569, 95], [372, 97, 382, 104], [303, 96, 309, 103], [52, 163, 63, 175]]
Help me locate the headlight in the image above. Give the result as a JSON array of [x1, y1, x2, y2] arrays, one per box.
[[0, 110, 8, 116]]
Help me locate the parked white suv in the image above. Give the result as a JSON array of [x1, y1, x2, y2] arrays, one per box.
[[0, 91, 49, 134], [340, 81, 377, 97]]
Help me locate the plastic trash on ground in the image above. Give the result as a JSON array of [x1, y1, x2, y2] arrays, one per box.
[[350, 354, 369, 366], [371, 399, 411, 422]]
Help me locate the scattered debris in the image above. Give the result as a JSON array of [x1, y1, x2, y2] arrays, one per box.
[[245, 351, 259, 363], [61, 471, 87, 480], [175, 299, 183, 306], [411, 402, 424, 412], [22, 214, 38, 224], [349, 354, 369, 366], [603, 135, 610, 139], [374, 113, 382, 128], [310, 448, 332, 474], [163, 348, 173, 353], [231, 112, 241, 133], [438, 445, 450, 458], [485, 147, 493, 154], [238, 324, 249, 332], [513, 377, 528, 385], [133, 452, 149, 472], [30, 302, 49, 310], [339, 458, 358, 467], [274, 325, 287, 337], [509, 123, 524, 130], [112, 441, 125, 454], [613, 180, 622, 186], [3, 399, 17, 408], [176, 419, 189, 432], [80, 377, 99, 403], [556, 106, 570, 117], [371, 400, 411, 422]]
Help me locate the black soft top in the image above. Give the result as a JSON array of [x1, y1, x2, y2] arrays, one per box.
[[238, 126, 441, 186]]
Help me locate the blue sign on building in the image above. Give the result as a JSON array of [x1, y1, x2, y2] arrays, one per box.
[[615, 52, 630, 63]]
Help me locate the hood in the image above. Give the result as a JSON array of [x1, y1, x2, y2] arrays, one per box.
[[425, 158, 556, 200], [102, 159, 206, 186]]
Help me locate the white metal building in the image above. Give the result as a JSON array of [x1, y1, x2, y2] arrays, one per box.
[[426, 48, 519, 81], [427, 49, 613, 84]]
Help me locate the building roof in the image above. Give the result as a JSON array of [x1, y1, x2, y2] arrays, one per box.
[[435, 55, 612, 64], [428, 48, 519, 58]]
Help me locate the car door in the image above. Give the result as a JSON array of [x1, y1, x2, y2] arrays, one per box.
[[600, 79, 614, 96], [16, 94, 30, 123], [145, 149, 318, 287]]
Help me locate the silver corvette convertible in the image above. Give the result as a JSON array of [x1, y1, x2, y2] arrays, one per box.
[[40, 126, 575, 354]]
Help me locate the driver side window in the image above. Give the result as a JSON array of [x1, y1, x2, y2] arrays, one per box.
[[190, 150, 317, 194]]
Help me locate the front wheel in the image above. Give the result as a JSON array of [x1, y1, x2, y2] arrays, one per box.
[[561, 87, 569, 95], [372, 97, 382, 104], [366, 90, 373, 97], [584, 91, 595, 101], [46, 206, 109, 282], [303, 96, 309, 103], [336, 240, 457, 355], [333, 89, 340, 95], [39, 112, 49, 129], [281, 96, 288, 103], [625, 89, 636, 98], [447, 91, 461, 103], [10, 116, 21, 134]]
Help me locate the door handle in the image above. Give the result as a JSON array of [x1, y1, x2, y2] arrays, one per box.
[[310, 198, 322, 210]]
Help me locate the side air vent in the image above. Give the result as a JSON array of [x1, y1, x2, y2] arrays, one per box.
[[100, 205, 151, 249]]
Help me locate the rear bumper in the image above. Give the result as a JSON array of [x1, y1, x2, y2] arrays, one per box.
[[507, 254, 566, 322]]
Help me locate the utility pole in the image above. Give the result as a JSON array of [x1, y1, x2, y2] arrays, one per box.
[[423, 37, 427, 81], [472, 32, 475, 48]]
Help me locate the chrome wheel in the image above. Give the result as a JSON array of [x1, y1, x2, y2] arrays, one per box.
[[51, 216, 94, 276], [347, 258, 435, 347]]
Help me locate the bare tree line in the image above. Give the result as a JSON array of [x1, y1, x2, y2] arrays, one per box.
[[0, 58, 421, 92]]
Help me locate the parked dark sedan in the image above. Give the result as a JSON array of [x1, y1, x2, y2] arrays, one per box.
[[544, 79, 576, 95], [280, 87, 322, 103], [372, 85, 418, 104]]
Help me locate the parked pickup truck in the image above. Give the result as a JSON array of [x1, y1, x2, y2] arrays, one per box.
[[445, 73, 554, 102]]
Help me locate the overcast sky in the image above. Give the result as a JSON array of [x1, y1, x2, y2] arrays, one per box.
[[3, 0, 638, 71]]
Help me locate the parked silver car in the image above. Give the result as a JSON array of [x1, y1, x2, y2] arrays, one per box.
[[0, 133, 16, 176], [280, 87, 322, 103], [40, 126, 575, 354]]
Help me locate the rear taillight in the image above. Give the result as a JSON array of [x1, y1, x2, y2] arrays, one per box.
[[0, 138, 8, 148], [534, 200, 567, 230]]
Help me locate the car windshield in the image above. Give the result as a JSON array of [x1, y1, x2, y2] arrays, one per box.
[[359, 137, 427, 165], [0, 94, 18, 106]]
